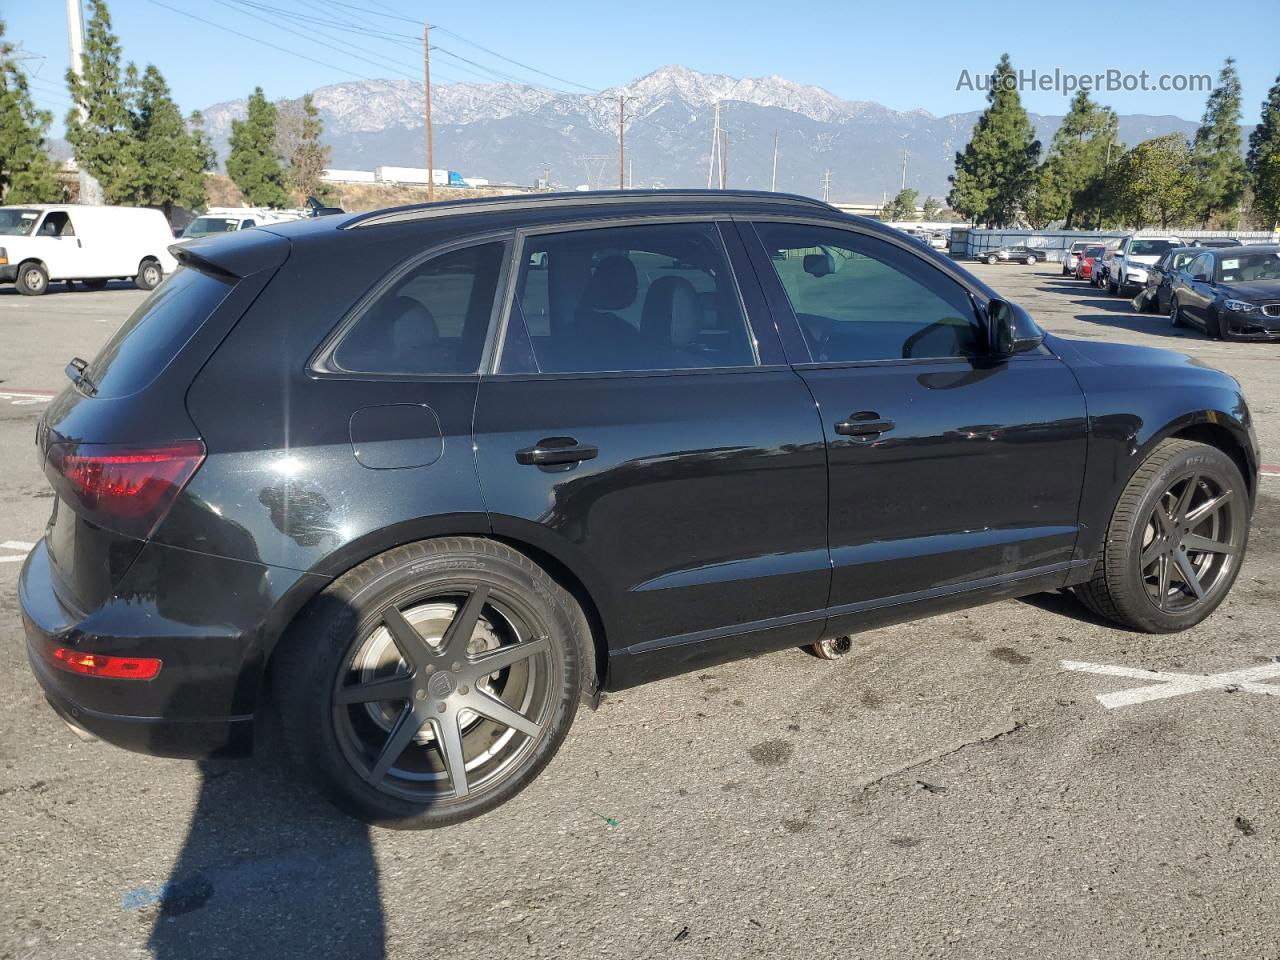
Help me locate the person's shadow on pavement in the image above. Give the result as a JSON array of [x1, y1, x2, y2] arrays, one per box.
[[144, 714, 386, 960]]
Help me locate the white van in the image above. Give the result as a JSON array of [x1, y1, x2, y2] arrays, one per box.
[[0, 204, 179, 296]]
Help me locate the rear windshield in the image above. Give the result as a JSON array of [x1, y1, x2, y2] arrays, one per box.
[[184, 217, 239, 238], [86, 267, 234, 398]]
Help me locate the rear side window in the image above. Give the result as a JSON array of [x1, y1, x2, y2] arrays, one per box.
[[87, 267, 234, 398], [512, 222, 755, 373], [333, 241, 505, 376]]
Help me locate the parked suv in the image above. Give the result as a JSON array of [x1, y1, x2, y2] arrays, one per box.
[[1107, 235, 1182, 295], [21, 191, 1258, 828]]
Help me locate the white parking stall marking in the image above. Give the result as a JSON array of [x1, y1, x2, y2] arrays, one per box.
[[1062, 659, 1280, 710], [1, 540, 35, 564], [0, 389, 54, 406]]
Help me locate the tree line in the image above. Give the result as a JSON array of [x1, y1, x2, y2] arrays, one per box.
[[947, 54, 1280, 232], [0, 0, 329, 213]]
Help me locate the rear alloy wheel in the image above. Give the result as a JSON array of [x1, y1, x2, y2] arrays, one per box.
[[16, 261, 48, 296], [1075, 439, 1247, 632], [1026, 255, 1037, 265], [274, 538, 587, 828], [135, 258, 163, 291], [986, 254, 999, 265]]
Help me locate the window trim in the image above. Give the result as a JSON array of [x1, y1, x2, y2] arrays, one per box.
[[490, 214, 771, 378], [739, 214, 1054, 369], [308, 229, 516, 382]]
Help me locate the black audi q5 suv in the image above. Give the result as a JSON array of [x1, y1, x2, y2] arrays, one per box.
[[21, 191, 1258, 827]]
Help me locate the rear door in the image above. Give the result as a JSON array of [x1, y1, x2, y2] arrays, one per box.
[[473, 218, 830, 683], [741, 219, 1088, 632]]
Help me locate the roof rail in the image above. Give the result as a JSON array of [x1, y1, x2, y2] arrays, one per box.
[[344, 189, 834, 229]]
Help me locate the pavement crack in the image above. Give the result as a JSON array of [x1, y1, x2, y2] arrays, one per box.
[[855, 716, 1023, 794]]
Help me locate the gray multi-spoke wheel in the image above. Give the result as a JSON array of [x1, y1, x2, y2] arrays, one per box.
[[274, 538, 589, 828], [1075, 439, 1248, 632]]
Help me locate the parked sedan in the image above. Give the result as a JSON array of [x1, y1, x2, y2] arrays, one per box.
[[1075, 244, 1107, 281], [1169, 244, 1280, 339], [977, 245, 1044, 265], [21, 190, 1259, 828], [1136, 246, 1201, 313]]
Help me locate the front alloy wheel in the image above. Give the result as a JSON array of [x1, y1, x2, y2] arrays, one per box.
[[1075, 439, 1247, 632]]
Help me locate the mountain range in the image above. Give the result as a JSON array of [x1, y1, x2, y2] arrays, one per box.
[[199, 64, 1210, 204]]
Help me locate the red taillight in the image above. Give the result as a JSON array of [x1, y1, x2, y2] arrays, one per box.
[[51, 647, 162, 680], [44, 440, 205, 538]]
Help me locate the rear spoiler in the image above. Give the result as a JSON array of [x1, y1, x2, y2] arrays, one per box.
[[169, 229, 290, 280]]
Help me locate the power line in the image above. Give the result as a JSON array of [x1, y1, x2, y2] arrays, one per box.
[[432, 26, 597, 92]]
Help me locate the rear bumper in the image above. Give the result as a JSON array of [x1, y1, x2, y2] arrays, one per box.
[[19, 537, 322, 758]]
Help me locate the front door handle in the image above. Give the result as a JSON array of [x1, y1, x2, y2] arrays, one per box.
[[834, 414, 896, 440], [515, 437, 599, 466]]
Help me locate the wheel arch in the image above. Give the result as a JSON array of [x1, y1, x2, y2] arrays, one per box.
[[255, 514, 611, 710]]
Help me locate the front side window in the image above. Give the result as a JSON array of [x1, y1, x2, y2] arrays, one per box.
[[38, 211, 74, 237], [754, 222, 980, 363], [513, 222, 755, 374], [1187, 254, 1211, 278], [333, 241, 505, 376]]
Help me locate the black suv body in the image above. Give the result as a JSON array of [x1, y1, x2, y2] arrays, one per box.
[[21, 191, 1259, 826]]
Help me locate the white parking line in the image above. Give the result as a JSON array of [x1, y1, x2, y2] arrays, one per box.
[[2, 541, 35, 551], [0, 389, 53, 406], [1062, 659, 1280, 710]]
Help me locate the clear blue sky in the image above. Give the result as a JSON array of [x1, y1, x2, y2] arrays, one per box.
[[8, 0, 1280, 132]]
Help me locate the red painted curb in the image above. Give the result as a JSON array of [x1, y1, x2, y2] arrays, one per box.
[[1262, 464, 1280, 478]]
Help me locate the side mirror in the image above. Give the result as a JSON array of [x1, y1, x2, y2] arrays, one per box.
[[987, 298, 1044, 356]]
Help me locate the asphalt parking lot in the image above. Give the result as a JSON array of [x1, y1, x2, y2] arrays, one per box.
[[2, 266, 1279, 960]]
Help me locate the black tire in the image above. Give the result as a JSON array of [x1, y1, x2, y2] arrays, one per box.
[[986, 254, 998, 265], [1169, 297, 1184, 328], [273, 537, 588, 828], [135, 258, 162, 291], [1108, 275, 1120, 295], [1206, 309, 1225, 340], [15, 261, 48, 296], [80, 278, 108, 291], [1026, 255, 1037, 265], [1074, 439, 1248, 633]]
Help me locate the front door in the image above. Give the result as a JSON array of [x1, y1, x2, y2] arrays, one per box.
[[743, 219, 1088, 632], [473, 219, 830, 684]]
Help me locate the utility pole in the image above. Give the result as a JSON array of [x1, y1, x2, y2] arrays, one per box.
[[707, 101, 721, 189], [901, 149, 908, 190], [617, 95, 626, 189], [822, 170, 831, 203], [65, 0, 102, 204], [719, 128, 728, 189], [771, 132, 778, 192], [423, 23, 434, 203]]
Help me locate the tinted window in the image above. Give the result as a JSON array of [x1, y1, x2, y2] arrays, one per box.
[[1130, 239, 1176, 256], [513, 222, 755, 373], [334, 241, 504, 375], [88, 267, 235, 398], [1187, 254, 1211, 277], [755, 222, 980, 362], [1084, 246, 1105, 258]]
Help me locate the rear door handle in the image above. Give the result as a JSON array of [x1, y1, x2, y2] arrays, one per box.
[[834, 414, 896, 440], [515, 437, 599, 466]]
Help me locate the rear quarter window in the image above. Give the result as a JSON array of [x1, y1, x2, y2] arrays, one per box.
[[86, 267, 235, 398]]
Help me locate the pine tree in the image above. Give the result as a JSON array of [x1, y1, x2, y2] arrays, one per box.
[[921, 196, 941, 220], [65, 0, 140, 203], [948, 54, 1041, 227], [1247, 72, 1280, 229], [227, 87, 289, 208], [1114, 134, 1196, 229], [1037, 92, 1118, 229], [131, 64, 210, 216], [0, 21, 64, 203], [280, 93, 329, 203], [881, 188, 919, 221], [1191, 58, 1248, 227]]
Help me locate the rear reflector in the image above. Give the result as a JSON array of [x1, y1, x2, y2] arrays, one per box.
[[44, 440, 205, 539], [52, 647, 162, 680]]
